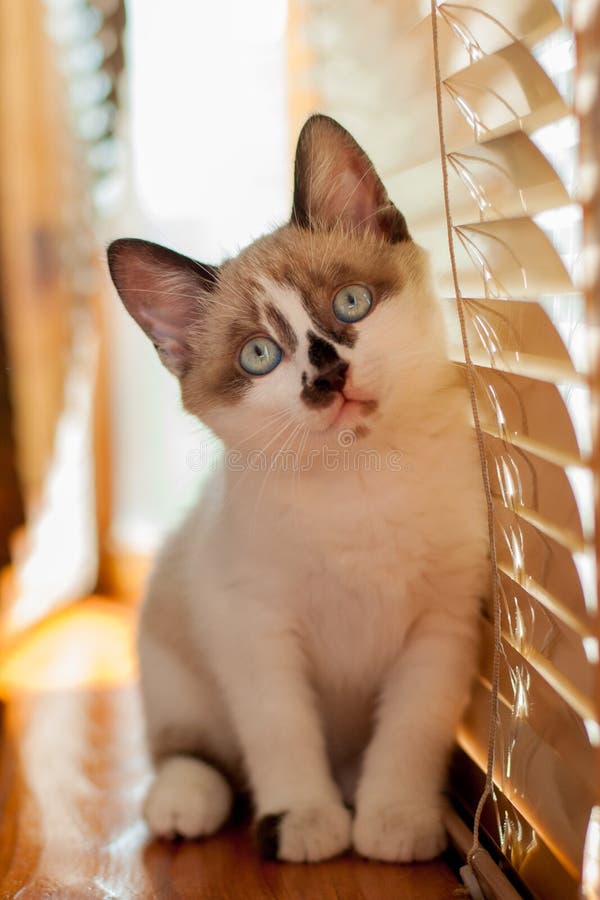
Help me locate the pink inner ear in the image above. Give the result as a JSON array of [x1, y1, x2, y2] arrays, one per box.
[[292, 115, 409, 242], [127, 277, 199, 377], [137, 302, 189, 346], [152, 334, 190, 375], [329, 169, 381, 235], [309, 131, 390, 238], [109, 240, 207, 378]]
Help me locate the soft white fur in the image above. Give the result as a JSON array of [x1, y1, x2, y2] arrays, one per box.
[[139, 264, 488, 863]]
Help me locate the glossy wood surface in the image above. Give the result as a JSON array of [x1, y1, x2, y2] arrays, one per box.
[[0, 600, 460, 898]]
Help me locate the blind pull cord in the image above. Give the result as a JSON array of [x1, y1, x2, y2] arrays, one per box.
[[430, 2, 504, 895]]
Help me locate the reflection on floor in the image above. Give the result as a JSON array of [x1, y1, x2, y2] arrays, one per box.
[[0, 599, 460, 898]]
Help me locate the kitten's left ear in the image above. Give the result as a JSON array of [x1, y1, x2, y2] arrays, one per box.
[[291, 114, 410, 243], [107, 238, 219, 377]]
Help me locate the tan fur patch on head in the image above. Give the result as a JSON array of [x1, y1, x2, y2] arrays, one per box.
[[182, 275, 262, 410]]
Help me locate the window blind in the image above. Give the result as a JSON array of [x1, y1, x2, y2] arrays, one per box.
[[288, 1, 600, 896]]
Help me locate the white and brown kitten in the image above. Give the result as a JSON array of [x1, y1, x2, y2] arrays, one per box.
[[108, 115, 488, 863]]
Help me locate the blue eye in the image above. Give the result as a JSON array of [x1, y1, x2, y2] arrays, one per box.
[[239, 336, 282, 375], [332, 284, 372, 323]]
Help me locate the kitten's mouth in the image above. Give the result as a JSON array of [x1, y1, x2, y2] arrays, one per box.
[[327, 392, 377, 430]]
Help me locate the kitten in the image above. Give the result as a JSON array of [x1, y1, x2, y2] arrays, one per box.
[[107, 114, 488, 863]]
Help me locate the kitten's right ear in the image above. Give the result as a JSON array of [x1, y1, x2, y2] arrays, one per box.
[[291, 114, 410, 242], [107, 238, 219, 377]]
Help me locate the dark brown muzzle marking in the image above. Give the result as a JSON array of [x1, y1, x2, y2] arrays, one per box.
[[301, 331, 348, 408], [313, 359, 348, 393], [307, 331, 339, 369]]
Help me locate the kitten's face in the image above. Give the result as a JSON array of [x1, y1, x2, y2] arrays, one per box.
[[108, 115, 445, 457], [182, 229, 441, 453]]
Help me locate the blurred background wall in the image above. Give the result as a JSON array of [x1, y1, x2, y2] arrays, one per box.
[[105, 0, 289, 554]]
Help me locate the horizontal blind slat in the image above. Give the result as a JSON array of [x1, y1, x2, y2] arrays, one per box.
[[495, 504, 592, 623], [377, 0, 561, 139], [419, 215, 574, 297], [486, 433, 586, 543], [459, 680, 593, 875], [485, 576, 596, 700], [437, 0, 561, 53], [443, 297, 580, 382], [481, 423, 583, 468], [499, 568, 593, 639], [328, 40, 567, 175], [502, 502, 585, 555], [458, 218, 573, 294], [451, 348, 583, 384], [471, 367, 584, 461], [389, 130, 570, 229], [479, 617, 598, 729]]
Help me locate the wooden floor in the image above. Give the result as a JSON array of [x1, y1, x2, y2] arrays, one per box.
[[0, 600, 461, 899]]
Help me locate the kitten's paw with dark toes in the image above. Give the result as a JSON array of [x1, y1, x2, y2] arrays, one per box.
[[144, 756, 232, 839], [353, 805, 446, 862], [256, 803, 352, 862], [256, 813, 285, 859]]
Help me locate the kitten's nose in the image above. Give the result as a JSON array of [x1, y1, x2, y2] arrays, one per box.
[[313, 360, 349, 394]]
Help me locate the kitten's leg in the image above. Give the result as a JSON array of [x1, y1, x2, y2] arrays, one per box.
[[139, 633, 237, 839], [353, 611, 478, 862], [220, 626, 352, 862]]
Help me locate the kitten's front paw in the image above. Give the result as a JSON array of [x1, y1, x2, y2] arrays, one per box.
[[256, 803, 352, 862], [353, 804, 446, 862], [144, 756, 232, 839]]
